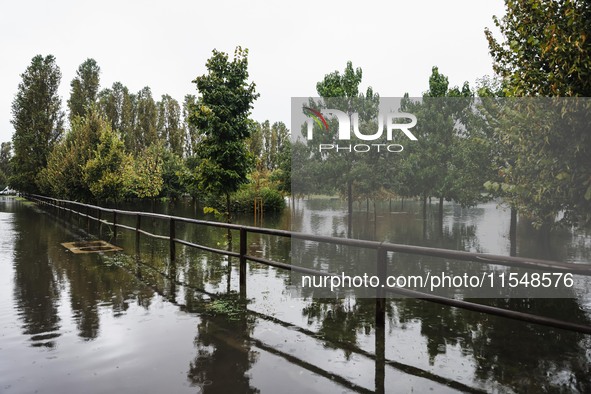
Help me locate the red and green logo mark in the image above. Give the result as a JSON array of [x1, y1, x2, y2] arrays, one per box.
[[303, 107, 329, 131]]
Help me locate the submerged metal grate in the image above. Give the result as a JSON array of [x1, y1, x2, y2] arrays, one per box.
[[61, 240, 122, 254]]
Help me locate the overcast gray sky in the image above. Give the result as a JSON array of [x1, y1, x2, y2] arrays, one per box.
[[0, 0, 506, 143]]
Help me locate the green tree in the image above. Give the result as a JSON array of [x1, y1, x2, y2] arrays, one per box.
[[160, 149, 189, 199], [37, 108, 105, 200], [120, 88, 137, 150], [270, 138, 291, 197], [182, 94, 200, 157], [247, 120, 265, 161], [0, 142, 11, 189], [289, 141, 313, 199], [247, 120, 291, 197], [157, 94, 184, 156], [265, 121, 289, 170], [10, 54, 64, 193], [98, 81, 126, 132], [485, 0, 591, 227], [134, 86, 158, 150], [83, 127, 133, 202], [488, 98, 591, 228], [401, 67, 486, 221], [485, 0, 591, 96], [188, 47, 259, 219], [68, 58, 101, 121], [127, 142, 164, 199], [311, 61, 380, 237]]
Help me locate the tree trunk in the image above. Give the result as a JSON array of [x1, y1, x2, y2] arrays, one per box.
[[226, 192, 232, 242], [373, 200, 377, 227], [509, 207, 517, 256], [347, 181, 353, 238]]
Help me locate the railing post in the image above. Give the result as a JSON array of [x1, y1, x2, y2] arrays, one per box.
[[376, 247, 387, 327], [169, 218, 177, 301], [375, 246, 387, 394], [169, 218, 176, 262], [97, 209, 102, 236], [135, 214, 141, 248], [113, 210, 117, 240], [240, 228, 247, 297]]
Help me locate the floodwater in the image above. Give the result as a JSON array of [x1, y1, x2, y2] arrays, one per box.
[[1, 196, 590, 393]]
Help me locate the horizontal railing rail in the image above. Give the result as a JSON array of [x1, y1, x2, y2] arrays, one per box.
[[29, 194, 591, 274], [28, 194, 591, 337]]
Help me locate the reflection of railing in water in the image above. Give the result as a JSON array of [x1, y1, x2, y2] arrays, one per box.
[[28, 194, 591, 391], [29, 194, 591, 336]]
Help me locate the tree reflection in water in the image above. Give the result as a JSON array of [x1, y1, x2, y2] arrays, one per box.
[[9, 198, 590, 393], [187, 294, 259, 393], [12, 206, 61, 347]]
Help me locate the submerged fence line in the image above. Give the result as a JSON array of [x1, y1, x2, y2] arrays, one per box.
[[28, 194, 591, 336]]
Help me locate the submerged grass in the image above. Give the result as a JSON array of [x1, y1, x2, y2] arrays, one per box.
[[203, 292, 251, 321]]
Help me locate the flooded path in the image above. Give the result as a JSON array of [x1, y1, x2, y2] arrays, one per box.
[[1, 196, 590, 393]]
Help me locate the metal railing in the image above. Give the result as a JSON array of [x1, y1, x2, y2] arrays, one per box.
[[28, 194, 591, 336]]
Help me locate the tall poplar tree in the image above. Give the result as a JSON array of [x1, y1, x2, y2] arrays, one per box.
[[11, 54, 64, 193], [157, 94, 184, 156], [134, 86, 158, 150], [68, 58, 101, 121]]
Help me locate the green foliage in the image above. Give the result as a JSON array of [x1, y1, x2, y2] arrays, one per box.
[[188, 47, 259, 215], [290, 141, 315, 198], [134, 86, 158, 150], [230, 185, 286, 212], [260, 121, 290, 171], [202, 173, 286, 213], [0, 142, 12, 184], [486, 99, 591, 227], [203, 293, 251, 321], [485, 1, 591, 227], [203, 206, 223, 219], [37, 108, 105, 199], [316, 61, 363, 99], [97, 81, 127, 133], [160, 149, 189, 199], [157, 94, 184, 156], [182, 94, 201, 157], [83, 127, 133, 201], [246, 120, 265, 160], [247, 120, 291, 195], [401, 67, 491, 208], [486, 0, 591, 97], [0, 169, 7, 190], [10, 54, 64, 193], [305, 61, 380, 224], [68, 58, 101, 121], [127, 142, 164, 199], [120, 88, 137, 149]]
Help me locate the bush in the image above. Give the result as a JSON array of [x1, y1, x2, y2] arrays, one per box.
[[201, 185, 286, 213], [230, 186, 285, 213]]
